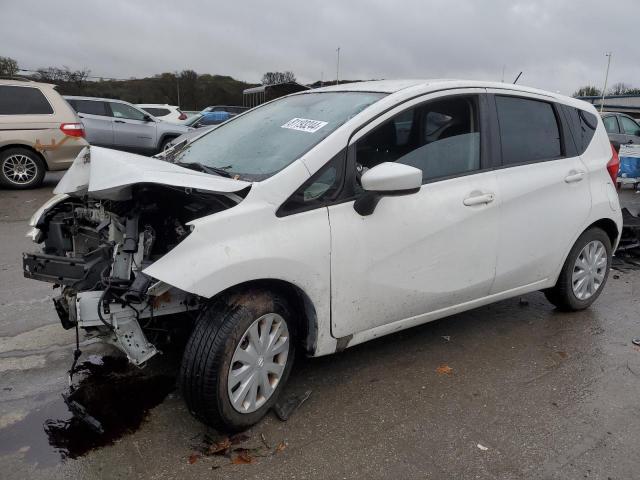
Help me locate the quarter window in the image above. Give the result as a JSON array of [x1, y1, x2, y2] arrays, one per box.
[[110, 102, 147, 121], [620, 116, 640, 136], [355, 95, 480, 184], [495, 96, 561, 165], [0, 86, 53, 115]]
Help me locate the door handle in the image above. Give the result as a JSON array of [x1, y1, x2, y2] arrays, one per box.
[[564, 170, 585, 183], [463, 192, 495, 206], [114, 119, 125, 123], [78, 114, 84, 119]]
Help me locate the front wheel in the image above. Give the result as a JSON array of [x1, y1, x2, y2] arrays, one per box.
[[544, 227, 612, 311], [180, 289, 296, 431]]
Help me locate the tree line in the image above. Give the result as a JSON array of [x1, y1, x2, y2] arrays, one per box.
[[0, 56, 301, 110], [573, 83, 640, 97]]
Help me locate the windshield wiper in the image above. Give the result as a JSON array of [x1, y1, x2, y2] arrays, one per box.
[[176, 161, 234, 178]]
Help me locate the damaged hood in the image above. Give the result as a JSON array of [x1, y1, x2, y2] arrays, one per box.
[[54, 146, 251, 200]]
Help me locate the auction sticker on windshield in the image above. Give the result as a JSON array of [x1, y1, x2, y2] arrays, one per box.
[[281, 118, 328, 133]]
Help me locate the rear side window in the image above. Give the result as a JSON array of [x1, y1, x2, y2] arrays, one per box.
[[602, 115, 619, 134], [0, 86, 54, 115], [563, 106, 597, 155], [142, 107, 170, 117], [496, 96, 561, 165], [69, 99, 110, 116]]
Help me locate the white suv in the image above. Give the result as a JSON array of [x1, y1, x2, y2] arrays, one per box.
[[136, 104, 188, 123], [24, 80, 622, 431]]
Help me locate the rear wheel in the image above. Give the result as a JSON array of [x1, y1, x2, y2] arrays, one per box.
[[544, 228, 612, 311], [0, 148, 46, 189], [180, 289, 296, 431]]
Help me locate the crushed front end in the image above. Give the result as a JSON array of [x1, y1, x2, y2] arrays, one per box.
[[22, 148, 248, 365]]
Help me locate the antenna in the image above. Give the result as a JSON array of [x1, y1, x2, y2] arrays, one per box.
[[513, 72, 523, 84]]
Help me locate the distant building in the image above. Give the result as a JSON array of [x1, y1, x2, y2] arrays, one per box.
[[242, 82, 310, 108], [577, 95, 640, 119]]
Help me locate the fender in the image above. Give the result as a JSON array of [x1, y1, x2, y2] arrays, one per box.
[[143, 198, 337, 356]]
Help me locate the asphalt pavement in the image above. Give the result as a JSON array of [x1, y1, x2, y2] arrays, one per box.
[[1, 173, 639, 479]]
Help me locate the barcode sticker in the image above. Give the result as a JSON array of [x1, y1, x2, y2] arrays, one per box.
[[281, 118, 328, 133]]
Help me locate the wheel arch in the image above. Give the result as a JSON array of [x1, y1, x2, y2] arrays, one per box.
[[207, 278, 318, 355], [157, 133, 178, 150], [587, 217, 619, 247], [0, 144, 49, 170]]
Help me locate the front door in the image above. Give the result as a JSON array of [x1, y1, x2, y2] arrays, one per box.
[[108, 102, 157, 152], [329, 91, 499, 338]]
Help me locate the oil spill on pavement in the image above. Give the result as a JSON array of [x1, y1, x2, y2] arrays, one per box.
[[0, 355, 175, 466]]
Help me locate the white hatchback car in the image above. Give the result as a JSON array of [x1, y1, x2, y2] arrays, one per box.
[[24, 80, 622, 431]]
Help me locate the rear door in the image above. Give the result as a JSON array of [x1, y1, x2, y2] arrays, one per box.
[[108, 102, 157, 152], [67, 99, 114, 146], [487, 91, 591, 294]]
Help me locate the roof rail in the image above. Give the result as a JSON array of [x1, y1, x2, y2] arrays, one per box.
[[0, 75, 36, 82]]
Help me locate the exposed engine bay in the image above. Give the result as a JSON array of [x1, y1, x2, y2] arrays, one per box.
[[23, 183, 241, 364]]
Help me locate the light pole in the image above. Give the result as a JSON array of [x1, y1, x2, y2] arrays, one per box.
[[600, 52, 612, 113], [336, 47, 340, 86]]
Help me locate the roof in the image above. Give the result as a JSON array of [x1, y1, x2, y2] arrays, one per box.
[[64, 95, 131, 103], [311, 79, 561, 96], [0, 78, 55, 88]]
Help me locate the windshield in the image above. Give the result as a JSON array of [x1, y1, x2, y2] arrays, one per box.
[[173, 92, 386, 181], [185, 113, 203, 127]]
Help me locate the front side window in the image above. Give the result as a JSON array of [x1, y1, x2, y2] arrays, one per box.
[[602, 115, 619, 134], [0, 86, 53, 115], [173, 92, 386, 181], [355, 95, 480, 184], [110, 102, 147, 121], [620, 116, 640, 136], [496, 96, 561, 165], [71, 99, 110, 117]]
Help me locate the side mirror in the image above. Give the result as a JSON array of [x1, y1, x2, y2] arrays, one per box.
[[354, 162, 422, 216], [143, 114, 154, 122]]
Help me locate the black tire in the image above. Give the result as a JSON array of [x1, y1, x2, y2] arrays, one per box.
[[0, 148, 46, 189], [180, 289, 296, 431], [544, 227, 612, 311], [159, 137, 176, 152]]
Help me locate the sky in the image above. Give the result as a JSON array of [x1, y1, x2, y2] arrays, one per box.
[[1, 0, 638, 96]]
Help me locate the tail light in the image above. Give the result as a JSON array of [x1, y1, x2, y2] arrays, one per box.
[[60, 123, 85, 138], [178, 111, 187, 120], [606, 142, 620, 184]]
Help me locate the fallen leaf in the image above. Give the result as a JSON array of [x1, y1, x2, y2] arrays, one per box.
[[232, 450, 254, 464], [208, 438, 232, 455], [275, 441, 287, 453], [436, 364, 453, 375], [557, 351, 568, 359], [477, 443, 489, 451], [188, 453, 200, 464]]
